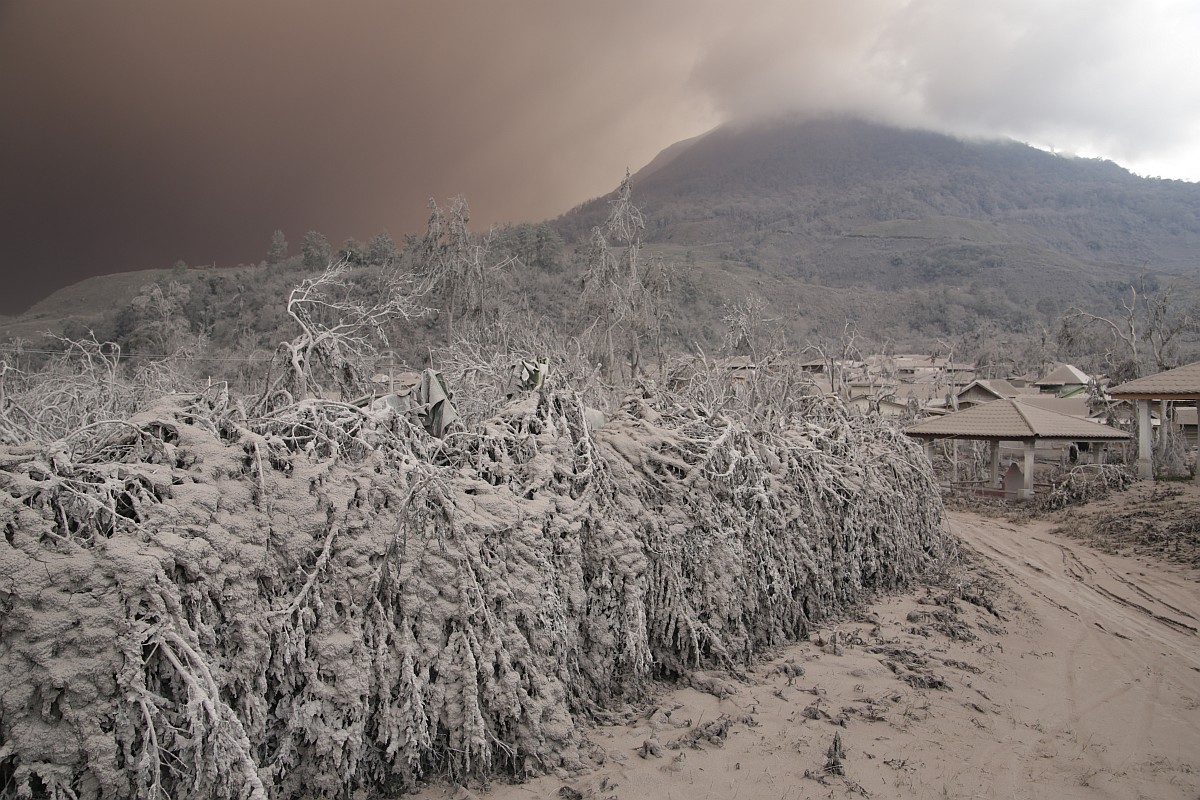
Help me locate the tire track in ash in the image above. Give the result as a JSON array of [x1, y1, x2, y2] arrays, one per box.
[[954, 511, 1200, 789], [1098, 560, 1197, 622], [1107, 571, 1198, 622], [956, 512, 1200, 677], [965, 533, 1080, 619], [1031, 535, 1199, 637], [961, 516, 1160, 782]]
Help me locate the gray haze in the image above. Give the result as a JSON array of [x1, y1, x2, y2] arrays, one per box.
[[2, 0, 1197, 312]]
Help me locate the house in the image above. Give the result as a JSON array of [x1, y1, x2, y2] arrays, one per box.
[[893, 379, 945, 409], [905, 398, 1130, 499], [847, 392, 911, 418], [954, 378, 1024, 409], [1177, 407, 1198, 450], [1034, 364, 1091, 396], [797, 357, 828, 374], [1017, 395, 1090, 419], [722, 355, 758, 384]]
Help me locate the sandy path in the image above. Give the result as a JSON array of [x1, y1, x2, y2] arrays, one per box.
[[950, 511, 1200, 799], [414, 511, 1200, 800]]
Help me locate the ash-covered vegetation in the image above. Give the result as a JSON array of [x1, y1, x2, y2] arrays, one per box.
[[0, 183, 956, 799], [0, 376, 949, 799]]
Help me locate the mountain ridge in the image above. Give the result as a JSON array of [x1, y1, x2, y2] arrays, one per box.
[[558, 116, 1200, 287]]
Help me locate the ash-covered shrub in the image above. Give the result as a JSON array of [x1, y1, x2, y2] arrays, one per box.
[[0, 384, 949, 799], [1037, 464, 1137, 511]]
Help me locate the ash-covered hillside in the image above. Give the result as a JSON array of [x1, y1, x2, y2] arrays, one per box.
[[558, 116, 1200, 330]]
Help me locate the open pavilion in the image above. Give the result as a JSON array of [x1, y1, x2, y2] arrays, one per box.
[[1107, 360, 1200, 482], [904, 398, 1130, 498]]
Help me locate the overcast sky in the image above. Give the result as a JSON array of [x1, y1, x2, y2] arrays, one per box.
[[2, 1, 1198, 313]]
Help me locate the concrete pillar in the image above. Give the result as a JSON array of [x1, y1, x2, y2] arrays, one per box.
[[1137, 399, 1153, 480], [1022, 441, 1036, 499], [989, 440, 1001, 488]]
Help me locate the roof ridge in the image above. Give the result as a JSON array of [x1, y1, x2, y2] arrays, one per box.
[[1009, 398, 1038, 436]]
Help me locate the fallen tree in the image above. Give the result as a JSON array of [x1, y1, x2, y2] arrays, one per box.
[[0, 379, 950, 799]]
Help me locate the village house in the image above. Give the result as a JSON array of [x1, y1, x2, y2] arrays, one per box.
[[1034, 364, 1091, 397], [953, 378, 1028, 409]]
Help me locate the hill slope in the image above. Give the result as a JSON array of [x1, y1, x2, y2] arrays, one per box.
[[558, 116, 1200, 334]]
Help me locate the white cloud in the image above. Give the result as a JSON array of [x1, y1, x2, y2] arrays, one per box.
[[684, 0, 1200, 180]]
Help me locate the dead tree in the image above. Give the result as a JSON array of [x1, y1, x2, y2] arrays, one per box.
[[0, 333, 142, 446], [581, 171, 671, 385], [803, 321, 862, 401], [256, 260, 425, 413], [1059, 282, 1199, 382], [414, 197, 511, 337]]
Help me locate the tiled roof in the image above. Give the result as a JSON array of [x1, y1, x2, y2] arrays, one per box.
[[904, 398, 1130, 441], [957, 379, 1019, 400], [1017, 396, 1089, 418], [985, 378, 1023, 397], [1035, 364, 1090, 386], [1107, 361, 1200, 398]]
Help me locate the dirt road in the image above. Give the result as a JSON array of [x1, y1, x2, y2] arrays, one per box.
[[945, 511, 1200, 799], [414, 510, 1200, 800]]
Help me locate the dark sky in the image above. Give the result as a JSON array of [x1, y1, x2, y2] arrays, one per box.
[[3, 1, 1198, 313]]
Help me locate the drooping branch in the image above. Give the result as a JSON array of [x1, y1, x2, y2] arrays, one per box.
[[256, 260, 426, 413]]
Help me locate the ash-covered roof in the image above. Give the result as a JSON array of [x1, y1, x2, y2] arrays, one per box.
[[1107, 361, 1200, 399], [904, 398, 1129, 441], [1017, 395, 1089, 418], [957, 378, 1022, 400], [1035, 364, 1090, 387]]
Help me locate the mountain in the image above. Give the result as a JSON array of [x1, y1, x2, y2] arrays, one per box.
[[557, 116, 1200, 338]]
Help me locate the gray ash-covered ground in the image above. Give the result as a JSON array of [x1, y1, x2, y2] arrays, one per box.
[[1050, 482, 1200, 568]]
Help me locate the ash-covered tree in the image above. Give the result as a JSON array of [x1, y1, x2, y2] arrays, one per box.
[[412, 197, 510, 337], [494, 222, 565, 273], [956, 321, 1053, 380], [120, 281, 194, 356], [366, 231, 397, 267], [803, 320, 863, 401], [255, 260, 426, 411], [301, 230, 331, 270], [1059, 280, 1200, 381], [339, 237, 366, 266], [580, 171, 672, 383], [267, 230, 288, 264]]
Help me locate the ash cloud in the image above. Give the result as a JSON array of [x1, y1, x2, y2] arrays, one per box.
[[0, 2, 708, 312], [1, 1, 1196, 313]]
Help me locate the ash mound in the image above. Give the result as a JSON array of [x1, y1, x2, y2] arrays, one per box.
[[0, 384, 949, 799]]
